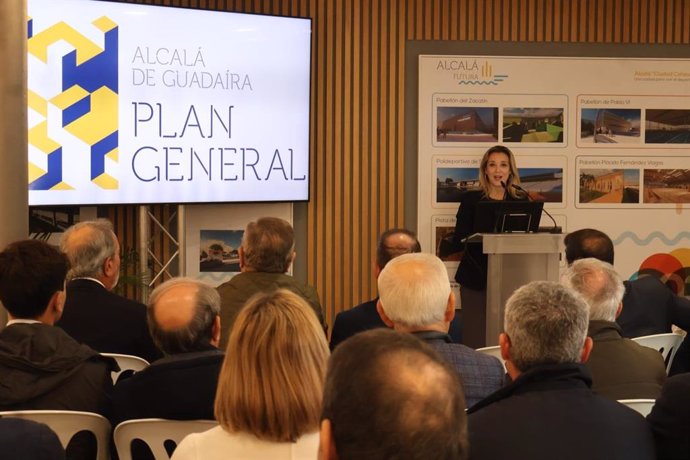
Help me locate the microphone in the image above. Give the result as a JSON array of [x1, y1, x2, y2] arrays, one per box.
[[510, 184, 561, 233]]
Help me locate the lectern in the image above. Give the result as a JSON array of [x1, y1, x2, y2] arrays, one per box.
[[466, 233, 563, 346]]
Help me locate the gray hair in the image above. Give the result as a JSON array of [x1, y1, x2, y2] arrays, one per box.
[[147, 277, 221, 354], [60, 219, 117, 280], [504, 281, 589, 372], [561, 258, 624, 322], [377, 253, 451, 328]]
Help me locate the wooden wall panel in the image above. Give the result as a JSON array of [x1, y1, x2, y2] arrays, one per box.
[[111, 0, 690, 329]]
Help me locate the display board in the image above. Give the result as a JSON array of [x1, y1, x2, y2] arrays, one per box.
[[27, 0, 311, 205], [417, 54, 690, 299]]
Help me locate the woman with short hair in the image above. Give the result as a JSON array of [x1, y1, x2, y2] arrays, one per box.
[[172, 289, 329, 459]]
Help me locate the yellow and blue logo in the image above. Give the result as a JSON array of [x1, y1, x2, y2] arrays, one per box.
[[27, 15, 119, 191]]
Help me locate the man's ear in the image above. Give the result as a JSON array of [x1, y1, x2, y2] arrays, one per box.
[[286, 251, 296, 272], [239, 247, 246, 269], [211, 315, 221, 348], [444, 292, 456, 323], [499, 333, 511, 361], [47, 290, 64, 323], [615, 302, 623, 319], [580, 337, 594, 363], [318, 419, 338, 460], [376, 300, 395, 328], [103, 255, 117, 278]]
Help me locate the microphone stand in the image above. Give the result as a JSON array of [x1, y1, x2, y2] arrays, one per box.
[[510, 183, 561, 234]]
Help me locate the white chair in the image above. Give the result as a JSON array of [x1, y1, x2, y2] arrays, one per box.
[[476, 345, 507, 372], [0, 410, 111, 460], [101, 353, 150, 383], [114, 418, 218, 460], [617, 399, 656, 417], [631, 333, 684, 374]]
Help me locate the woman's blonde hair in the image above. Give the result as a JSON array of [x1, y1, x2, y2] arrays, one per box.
[[214, 289, 329, 442], [478, 145, 521, 198]]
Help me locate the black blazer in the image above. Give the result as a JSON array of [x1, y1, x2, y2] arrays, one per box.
[[57, 279, 161, 362]]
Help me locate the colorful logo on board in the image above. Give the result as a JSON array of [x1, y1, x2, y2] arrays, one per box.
[[27, 15, 119, 191], [436, 58, 508, 86]]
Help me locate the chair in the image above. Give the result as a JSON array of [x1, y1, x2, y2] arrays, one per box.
[[476, 345, 507, 372], [617, 399, 656, 417], [631, 333, 684, 374], [0, 410, 111, 460], [101, 353, 150, 383], [114, 418, 218, 460]]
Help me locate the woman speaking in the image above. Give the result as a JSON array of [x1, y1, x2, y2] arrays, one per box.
[[453, 145, 525, 348]]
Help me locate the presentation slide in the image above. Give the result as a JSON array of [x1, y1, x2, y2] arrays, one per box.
[[28, 0, 311, 205], [418, 55, 690, 289]]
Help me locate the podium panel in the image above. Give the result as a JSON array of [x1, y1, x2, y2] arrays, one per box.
[[481, 233, 563, 346]]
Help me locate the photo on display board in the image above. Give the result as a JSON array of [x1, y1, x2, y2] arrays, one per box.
[[643, 169, 690, 203], [645, 109, 690, 144], [29, 206, 80, 237], [502, 107, 564, 143], [436, 107, 498, 142], [435, 225, 462, 262], [580, 109, 642, 144], [435, 167, 563, 203], [199, 229, 243, 273], [579, 169, 640, 203]]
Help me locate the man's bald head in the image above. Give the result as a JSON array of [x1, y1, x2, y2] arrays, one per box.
[[561, 258, 625, 322], [147, 278, 221, 354], [375, 228, 421, 271]]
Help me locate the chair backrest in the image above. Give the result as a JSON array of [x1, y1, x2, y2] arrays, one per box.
[[0, 410, 111, 460], [617, 399, 656, 417], [631, 333, 684, 374], [101, 353, 150, 383], [476, 345, 507, 372], [114, 418, 218, 460]]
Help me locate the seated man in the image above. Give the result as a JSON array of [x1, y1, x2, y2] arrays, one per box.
[[57, 219, 160, 362], [468, 281, 655, 460], [647, 373, 690, 459], [216, 217, 326, 348], [376, 253, 504, 407], [562, 258, 666, 400], [330, 228, 462, 349], [112, 277, 224, 425], [564, 228, 690, 338], [0, 240, 115, 460], [319, 328, 468, 460]]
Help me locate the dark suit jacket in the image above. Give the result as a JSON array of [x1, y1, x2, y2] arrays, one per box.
[[585, 320, 666, 401], [111, 348, 224, 426], [647, 373, 690, 460], [468, 363, 656, 460], [412, 331, 504, 408], [0, 418, 65, 460], [617, 276, 690, 338], [57, 279, 161, 362]]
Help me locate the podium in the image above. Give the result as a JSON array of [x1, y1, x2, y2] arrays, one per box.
[[466, 233, 563, 346]]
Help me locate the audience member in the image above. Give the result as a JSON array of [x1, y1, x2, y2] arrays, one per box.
[[647, 373, 690, 459], [562, 258, 666, 400], [319, 328, 468, 460], [564, 228, 690, 338], [216, 217, 326, 349], [468, 281, 655, 460], [0, 418, 65, 460], [57, 219, 160, 362], [112, 278, 224, 425], [0, 240, 115, 460], [330, 228, 415, 348], [172, 289, 328, 460], [376, 253, 504, 407]]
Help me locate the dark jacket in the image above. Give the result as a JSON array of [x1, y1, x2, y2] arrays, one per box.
[[412, 331, 504, 408], [585, 320, 666, 400], [111, 347, 224, 426], [617, 276, 690, 338], [0, 323, 114, 415], [647, 373, 690, 460], [216, 271, 326, 349], [453, 190, 525, 290], [330, 298, 384, 350], [468, 363, 656, 460], [56, 279, 161, 363]]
